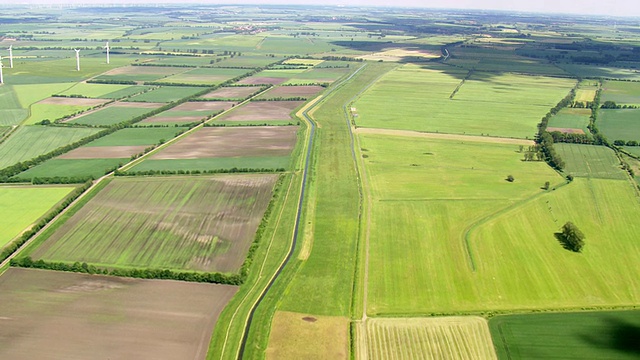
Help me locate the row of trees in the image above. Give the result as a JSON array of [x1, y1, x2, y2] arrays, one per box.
[[115, 167, 285, 177]]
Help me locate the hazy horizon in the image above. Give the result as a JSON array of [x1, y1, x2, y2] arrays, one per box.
[[5, 0, 640, 18]]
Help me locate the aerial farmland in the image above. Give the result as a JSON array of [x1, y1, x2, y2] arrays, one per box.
[[0, 3, 639, 360]]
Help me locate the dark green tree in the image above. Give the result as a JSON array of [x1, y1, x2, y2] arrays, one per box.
[[560, 221, 585, 252]]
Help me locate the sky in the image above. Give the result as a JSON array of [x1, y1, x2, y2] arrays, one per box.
[[8, 0, 640, 18]]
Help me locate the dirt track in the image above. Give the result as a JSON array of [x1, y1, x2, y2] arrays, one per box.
[[355, 127, 535, 145]]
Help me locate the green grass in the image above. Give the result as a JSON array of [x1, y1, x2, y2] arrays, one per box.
[[67, 106, 156, 126], [99, 86, 151, 99], [24, 102, 99, 125], [58, 83, 133, 98], [354, 64, 575, 139], [555, 143, 626, 179], [11, 83, 74, 108], [490, 310, 640, 360], [4, 56, 135, 84], [28, 175, 276, 273], [0, 85, 27, 126], [13, 158, 126, 180], [0, 185, 76, 249], [559, 64, 640, 81], [0, 126, 100, 169], [599, 109, 640, 143], [126, 86, 205, 103], [282, 68, 350, 84], [602, 80, 640, 105], [547, 108, 592, 134], [130, 156, 289, 172], [86, 127, 187, 147]]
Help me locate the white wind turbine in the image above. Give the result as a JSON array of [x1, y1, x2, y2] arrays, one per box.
[[0, 55, 4, 85], [8, 45, 13, 68], [74, 49, 81, 71], [104, 41, 110, 64]]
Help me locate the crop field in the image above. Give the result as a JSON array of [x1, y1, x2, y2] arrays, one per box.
[[598, 109, 640, 142], [0, 185, 75, 249], [558, 64, 640, 81], [574, 80, 599, 104], [547, 108, 591, 134], [360, 134, 640, 314], [57, 83, 138, 99], [13, 158, 127, 180], [555, 144, 626, 179], [126, 86, 205, 103], [354, 65, 576, 138], [237, 69, 306, 85], [1, 56, 134, 84], [365, 317, 497, 360], [0, 126, 100, 169], [95, 65, 184, 82], [142, 101, 235, 124], [67, 105, 155, 126], [0, 268, 238, 360], [156, 67, 250, 85], [84, 127, 187, 147], [208, 55, 284, 68], [257, 85, 324, 99], [490, 310, 640, 360], [265, 311, 349, 360], [218, 101, 303, 122], [601, 80, 640, 105], [30, 175, 277, 272], [0, 85, 28, 126], [201, 86, 262, 100], [283, 68, 350, 85], [25, 97, 111, 124]]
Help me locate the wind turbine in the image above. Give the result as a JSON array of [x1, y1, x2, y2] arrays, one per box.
[[74, 49, 80, 71], [8, 45, 13, 68], [104, 41, 110, 64], [0, 56, 4, 85]]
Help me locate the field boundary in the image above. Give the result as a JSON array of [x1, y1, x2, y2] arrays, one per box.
[[355, 127, 535, 145]]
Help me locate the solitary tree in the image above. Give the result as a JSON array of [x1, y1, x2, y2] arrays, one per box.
[[506, 175, 515, 182], [560, 221, 585, 252]]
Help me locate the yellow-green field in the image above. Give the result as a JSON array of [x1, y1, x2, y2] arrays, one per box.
[[364, 317, 497, 360]]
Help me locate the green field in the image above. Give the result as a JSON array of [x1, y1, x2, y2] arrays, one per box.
[[126, 86, 205, 103], [354, 65, 575, 139], [156, 67, 250, 85], [602, 80, 640, 105], [0, 185, 75, 249], [555, 143, 626, 179], [24, 102, 102, 125], [490, 310, 640, 360], [547, 108, 591, 134], [599, 109, 640, 143], [361, 134, 640, 314], [0, 126, 100, 169], [13, 158, 126, 180], [0, 85, 28, 126], [29, 175, 277, 273], [283, 67, 350, 84], [130, 156, 290, 172], [85, 127, 186, 146], [58, 83, 135, 98], [67, 106, 155, 126]]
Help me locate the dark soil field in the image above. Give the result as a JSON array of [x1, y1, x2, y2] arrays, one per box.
[[258, 85, 324, 99], [220, 101, 303, 122], [202, 86, 262, 99], [57, 145, 147, 159], [0, 268, 238, 360], [150, 126, 298, 159]]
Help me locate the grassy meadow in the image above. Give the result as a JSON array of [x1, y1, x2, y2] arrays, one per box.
[[555, 144, 626, 179], [598, 109, 640, 142], [0, 185, 75, 249], [354, 64, 576, 139]]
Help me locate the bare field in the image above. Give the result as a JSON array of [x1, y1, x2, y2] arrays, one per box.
[[220, 101, 303, 122], [547, 127, 586, 134], [171, 101, 236, 112], [0, 268, 237, 360], [102, 65, 181, 76], [260, 85, 324, 99], [31, 175, 277, 272], [202, 86, 261, 99], [237, 77, 287, 85], [266, 311, 349, 360], [57, 145, 147, 159], [151, 126, 298, 159], [38, 97, 109, 106], [365, 317, 497, 360]]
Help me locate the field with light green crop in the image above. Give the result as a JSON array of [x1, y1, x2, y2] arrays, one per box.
[[0, 126, 100, 169], [29, 175, 277, 272], [602, 80, 640, 104], [155, 67, 250, 85], [24, 102, 100, 125], [0, 185, 75, 249], [85, 127, 186, 146], [126, 86, 204, 102], [599, 109, 640, 142], [67, 106, 156, 126], [361, 133, 640, 315], [57, 83, 136, 99], [490, 310, 640, 360], [555, 144, 626, 179], [547, 108, 591, 134], [130, 156, 289, 172], [354, 64, 575, 139], [12, 158, 126, 180], [0, 85, 27, 126]]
